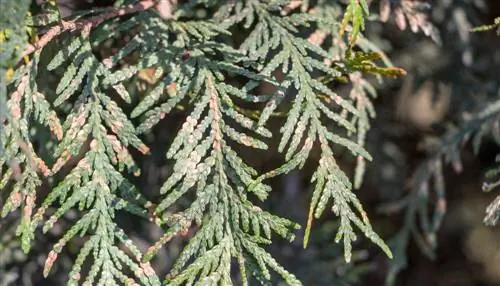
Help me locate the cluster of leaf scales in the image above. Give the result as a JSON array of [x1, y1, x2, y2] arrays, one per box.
[[222, 0, 392, 261], [0, 0, 401, 285]]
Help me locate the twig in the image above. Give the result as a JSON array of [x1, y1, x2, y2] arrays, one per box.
[[21, 0, 160, 59], [281, 0, 302, 15]]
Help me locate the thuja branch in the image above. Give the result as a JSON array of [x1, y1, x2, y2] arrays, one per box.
[[21, 0, 165, 59], [385, 98, 500, 284]]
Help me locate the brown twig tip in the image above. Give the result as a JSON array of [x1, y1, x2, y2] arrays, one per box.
[[43, 250, 58, 277], [156, 0, 176, 19], [21, 0, 158, 59], [281, 0, 302, 15]]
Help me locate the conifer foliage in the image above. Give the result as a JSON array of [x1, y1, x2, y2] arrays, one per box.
[[1, 0, 497, 285]]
